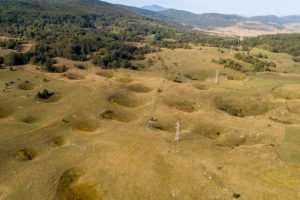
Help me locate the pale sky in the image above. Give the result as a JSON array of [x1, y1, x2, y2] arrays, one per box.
[[103, 0, 300, 16]]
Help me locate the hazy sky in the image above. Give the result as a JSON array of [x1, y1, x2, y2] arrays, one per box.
[[103, 0, 300, 16]]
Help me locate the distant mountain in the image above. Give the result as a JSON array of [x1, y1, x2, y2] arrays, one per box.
[[141, 5, 167, 12], [116, 3, 300, 36], [117, 5, 183, 28], [160, 9, 245, 28]]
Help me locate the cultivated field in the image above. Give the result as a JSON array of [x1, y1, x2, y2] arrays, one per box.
[[0, 46, 300, 200]]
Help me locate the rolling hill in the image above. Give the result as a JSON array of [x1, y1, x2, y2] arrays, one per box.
[[123, 5, 300, 36]]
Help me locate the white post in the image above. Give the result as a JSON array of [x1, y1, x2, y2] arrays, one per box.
[[175, 122, 180, 143], [215, 70, 219, 84]]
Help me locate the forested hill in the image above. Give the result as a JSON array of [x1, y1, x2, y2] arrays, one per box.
[[0, 0, 177, 68], [0, 0, 239, 69]]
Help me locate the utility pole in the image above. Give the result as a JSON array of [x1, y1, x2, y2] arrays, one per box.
[[215, 70, 219, 84], [175, 122, 180, 143]]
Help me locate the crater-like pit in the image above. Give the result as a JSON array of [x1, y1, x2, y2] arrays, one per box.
[[127, 84, 152, 93], [18, 80, 35, 90], [214, 96, 272, 117]]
